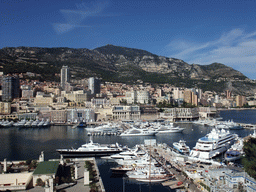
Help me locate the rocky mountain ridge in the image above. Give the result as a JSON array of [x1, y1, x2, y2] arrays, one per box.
[[0, 45, 255, 95]]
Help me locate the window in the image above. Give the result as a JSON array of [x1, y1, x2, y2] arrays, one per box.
[[77, 113, 82, 117]]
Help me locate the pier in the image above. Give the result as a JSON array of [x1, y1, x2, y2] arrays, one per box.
[[238, 123, 255, 129], [143, 144, 201, 192]]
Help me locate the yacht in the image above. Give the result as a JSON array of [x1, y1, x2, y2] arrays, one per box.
[[76, 121, 87, 128], [1, 120, 14, 127], [126, 165, 171, 182], [153, 123, 184, 134], [24, 120, 33, 128], [31, 120, 40, 127], [37, 119, 45, 127], [56, 137, 123, 157], [13, 119, 26, 127], [110, 165, 134, 175], [215, 123, 229, 129], [190, 128, 238, 159], [109, 150, 139, 165], [86, 123, 120, 135], [193, 119, 208, 125], [120, 128, 156, 136], [225, 137, 244, 161], [173, 140, 190, 155], [43, 119, 50, 127], [215, 120, 242, 130]]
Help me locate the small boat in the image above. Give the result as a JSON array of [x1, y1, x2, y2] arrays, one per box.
[[76, 121, 87, 128], [111, 166, 133, 175], [173, 140, 190, 155]]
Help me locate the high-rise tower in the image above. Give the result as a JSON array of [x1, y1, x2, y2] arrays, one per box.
[[2, 75, 20, 101], [88, 77, 100, 95], [60, 66, 70, 90]]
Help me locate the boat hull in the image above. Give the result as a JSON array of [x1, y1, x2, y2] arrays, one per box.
[[56, 149, 122, 158], [225, 155, 242, 162], [120, 133, 155, 136], [135, 177, 172, 183]]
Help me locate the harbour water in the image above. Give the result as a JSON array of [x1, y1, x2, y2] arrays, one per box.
[[0, 109, 255, 191]]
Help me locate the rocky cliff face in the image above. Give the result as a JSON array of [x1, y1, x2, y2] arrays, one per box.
[[0, 45, 254, 94]]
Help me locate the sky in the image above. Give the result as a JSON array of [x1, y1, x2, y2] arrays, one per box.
[[1, 0, 256, 79]]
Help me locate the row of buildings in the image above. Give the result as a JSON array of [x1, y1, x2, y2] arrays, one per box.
[[0, 65, 254, 122]]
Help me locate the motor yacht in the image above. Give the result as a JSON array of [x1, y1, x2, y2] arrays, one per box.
[[43, 119, 50, 127], [31, 120, 40, 127], [225, 137, 244, 161], [24, 120, 33, 128], [120, 127, 156, 136], [56, 137, 123, 157], [1, 120, 14, 127], [156, 126, 185, 134], [13, 119, 26, 128], [37, 119, 45, 127], [173, 140, 190, 155], [126, 165, 171, 182]]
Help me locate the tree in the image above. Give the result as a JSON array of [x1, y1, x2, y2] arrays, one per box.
[[242, 137, 256, 179], [36, 178, 45, 186]]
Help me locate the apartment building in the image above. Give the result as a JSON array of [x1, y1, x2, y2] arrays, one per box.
[[160, 107, 199, 121], [112, 105, 140, 120], [0, 102, 11, 115]]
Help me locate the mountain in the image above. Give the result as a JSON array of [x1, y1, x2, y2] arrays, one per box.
[[0, 45, 255, 95]]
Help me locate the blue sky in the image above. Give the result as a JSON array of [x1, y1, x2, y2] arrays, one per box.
[[1, 0, 256, 79]]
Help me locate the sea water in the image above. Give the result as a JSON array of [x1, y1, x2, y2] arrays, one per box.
[[0, 109, 255, 191]]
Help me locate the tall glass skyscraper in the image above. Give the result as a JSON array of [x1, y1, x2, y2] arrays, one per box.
[[2, 75, 20, 101], [60, 65, 70, 90]]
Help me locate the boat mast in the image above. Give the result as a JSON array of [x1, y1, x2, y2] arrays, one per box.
[[149, 139, 151, 192]]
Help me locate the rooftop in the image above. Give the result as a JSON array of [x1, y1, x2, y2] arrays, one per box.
[[33, 161, 59, 175]]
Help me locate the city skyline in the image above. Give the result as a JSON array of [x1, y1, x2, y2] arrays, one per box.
[[1, 0, 256, 79]]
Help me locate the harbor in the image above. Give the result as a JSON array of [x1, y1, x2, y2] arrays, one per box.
[[0, 109, 256, 191]]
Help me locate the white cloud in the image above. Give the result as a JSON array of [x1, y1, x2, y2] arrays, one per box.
[[167, 28, 256, 79], [52, 1, 108, 34]]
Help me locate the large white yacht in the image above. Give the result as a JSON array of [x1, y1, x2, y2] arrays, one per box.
[[120, 127, 156, 136], [56, 137, 123, 157], [190, 128, 238, 159], [154, 123, 185, 134]]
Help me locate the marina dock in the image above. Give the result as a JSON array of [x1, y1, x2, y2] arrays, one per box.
[[238, 123, 255, 129], [142, 144, 201, 192]]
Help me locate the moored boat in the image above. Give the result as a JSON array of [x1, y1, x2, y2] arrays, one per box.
[[76, 121, 87, 128], [225, 137, 244, 161], [190, 128, 238, 159], [120, 127, 156, 136], [56, 137, 123, 157], [173, 140, 190, 155]]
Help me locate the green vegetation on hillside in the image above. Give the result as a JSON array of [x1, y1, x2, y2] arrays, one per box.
[[94, 44, 158, 60], [242, 137, 256, 179]]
